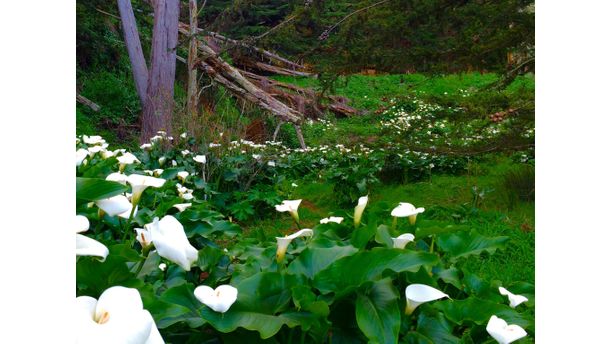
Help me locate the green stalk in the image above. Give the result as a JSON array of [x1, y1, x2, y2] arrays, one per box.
[[121, 203, 137, 242], [429, 235, 436, 253]]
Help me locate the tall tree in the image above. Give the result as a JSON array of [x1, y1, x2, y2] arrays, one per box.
[[140, 0, 180, 142], [117, 0, 148, 105], [187, 0, 199, 133]]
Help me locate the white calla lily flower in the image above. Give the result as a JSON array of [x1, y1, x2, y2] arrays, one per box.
[[158, 263, 167, 271], [127, 174, 166, 205], [354, 195, 369, 228], [181, 192, 194, 201], [392, 233, 415, 249], [153, 169, 164, 177], [404, 284, 449, 314], [173, 203, 192, 212], [158, 157, 166, 166], [391, 202, 425, 225], [180, 132, 188, 139], [87, 145, 105, 157], [101, 150, 116, 159], [486, 315, 528, 344], [275, 228, 313, 262], [82, 135, 106, 145], [106, 172, 128, 185], [134, 227, 153, 248], [320, 216, 344, 224], [76, 215, 108, 261], [275, 199, 302, 224], [140, 143, 152, 150], [193, 155, 206, 164], [143, 216, 198, 271], [75, 286, 164, 344], [177, 171, 189, 182], [76, 149, 89, 166], [194, 285, 238, 313], [498, 287, 528, 308], [95, 195, 132, 217], [117, 153, 141, 171]]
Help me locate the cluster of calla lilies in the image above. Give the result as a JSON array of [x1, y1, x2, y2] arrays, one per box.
[[273, 195, 529, 344], [76, 133, 239, 343], [77, 133, 529, 343]]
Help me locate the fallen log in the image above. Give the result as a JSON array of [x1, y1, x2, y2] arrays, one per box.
[[178, 25, 303, 125], [76, 94, 101, 112], [178, 23, 313, 77]]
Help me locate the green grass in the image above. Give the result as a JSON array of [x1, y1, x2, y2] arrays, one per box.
[[243, 157, 535, 285], [275, 72, 535, 110]]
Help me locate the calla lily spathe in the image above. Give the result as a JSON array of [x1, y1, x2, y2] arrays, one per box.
[[498, 287, 528, 308], [194, 285, 238, 313], [486, 315, 527, 344], [75, 286, 164, 344], [95, 195, 132, 217], [354, 195, 369, 228], [106, 172, 128, 185], [76, 148, 89, 166], [193, 155, 206, 164], [275, 199, 302, 224], [141, 216, 198, 271], [404, 284, 449, 314], [320, 216, 344, 224], [117, 152, 140, 165], [391, 202, 425, 225], [392, 233, 415, 249], [127, 174, 166, 205], [177, 171, 189, 182], [76, 215, 109, 261], [82, 135, 106, 145], [173, 203, 192, 212], [276, 228, 313, 262]]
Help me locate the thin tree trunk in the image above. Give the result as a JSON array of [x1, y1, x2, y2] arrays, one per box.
[[272, 121, 282, 141], [141, 0, 180, 142], [186, 0, 199, 132], [294, 125, 306, 149], [117, 0, 149, 106]]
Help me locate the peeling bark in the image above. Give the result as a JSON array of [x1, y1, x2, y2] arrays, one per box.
[[141, 0, 180, 142]]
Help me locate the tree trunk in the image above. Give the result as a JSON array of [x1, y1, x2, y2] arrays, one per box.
[[141, 0, 180, 142], [117, 0, 149, 106], [186, 0, 199, 132]]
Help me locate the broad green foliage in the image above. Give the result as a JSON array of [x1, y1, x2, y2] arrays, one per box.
[[76, 132, 534, 343]]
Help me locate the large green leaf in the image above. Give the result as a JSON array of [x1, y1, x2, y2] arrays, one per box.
[[235, 272, 301, 314], [401, 332, 434, 344], [197, 245, 225, 271], [76, 177, 128, 201], [415, 221, 469, 239], [375, 225, 394, 248], [287, 245, 358, 279], [434, 297, 534, 330], [356, 278, 400, 344], [76, 254, 143, 296], [351, 222, 378, 249], [314, 248, 438, 296], [155, 278, 318, 339], [436, 230, 509, 261], [416, 312, 460, 344]]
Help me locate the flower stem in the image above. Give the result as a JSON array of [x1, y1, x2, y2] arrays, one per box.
[[429, 235, 436, 253], [121, 204, 137, 242], [134, 255, 147, 276]]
